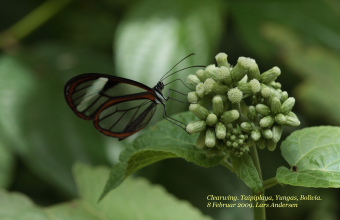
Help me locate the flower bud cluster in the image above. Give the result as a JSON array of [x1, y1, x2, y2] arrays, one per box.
[[186, 53, 300, 157]]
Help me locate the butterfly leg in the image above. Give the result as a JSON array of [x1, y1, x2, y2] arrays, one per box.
[[160, 102, 189, 133], [166, 89, 190, 104]]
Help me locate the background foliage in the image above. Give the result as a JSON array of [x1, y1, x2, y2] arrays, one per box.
[[1, 0, 340, 219]]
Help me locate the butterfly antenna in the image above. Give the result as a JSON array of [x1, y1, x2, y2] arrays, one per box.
[[161, 65, 206, 82], [160, 53, 196, 81]]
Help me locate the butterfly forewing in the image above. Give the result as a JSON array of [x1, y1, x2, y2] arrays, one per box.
[[65, 73, 156, 118]]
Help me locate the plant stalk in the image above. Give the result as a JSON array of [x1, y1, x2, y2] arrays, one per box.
[[250, 145, 266, 220], [0, 0, 72, 49], [263, 177, 279, 189], [220, 158, 234, 172]]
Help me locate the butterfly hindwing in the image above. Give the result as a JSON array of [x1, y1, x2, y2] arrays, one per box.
[[94, 99, 157, 140]]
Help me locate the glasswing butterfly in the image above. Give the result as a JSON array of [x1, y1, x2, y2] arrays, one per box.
[[64, 54, 204, 140]]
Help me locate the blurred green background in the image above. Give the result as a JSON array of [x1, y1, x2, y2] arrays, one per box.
[[1, 0, 340, 219]]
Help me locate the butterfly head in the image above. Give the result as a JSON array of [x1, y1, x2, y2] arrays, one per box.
[[154, 81, 165, 92]]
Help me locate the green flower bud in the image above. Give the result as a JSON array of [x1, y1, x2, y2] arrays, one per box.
[[212, 95, 224, 116], [280, 91, 288, 103], [204, 65, 219, 81], [287, 111, 298, 118], [216, 66, 232, 85], [205, 64, 218, 73], [256, 138, 267, 150], [272, 125, 282, 143], [285, 115, 301, 127], [221, 110, 239, 124], [281, 97, 295, 115], [262, 128, 273, 139], [267, 140, 277, 151], [215, 53, 230, 67], [230, 135, 237, 141], [187, 74, 201, 86], [261, 85, 272, 98], [203, 78, 216, 94], [226, 123, 233, 130], [196, 132, 206, 149], [206, 113, 218, 126], [230, 57, 248, 82], [189, 104, 209, 120], [237, 83, 253, 97], [270, 82, 281, 89], [244, 58, 261, 80], [270, 97, 282, 115], [249, 79, 261, 93], [227, 88, 243, 103], [237, 139, 244, 145], [196, 69, 207, 82], [239, 75, 248, 84], [232, 142, 238, 149], [188, 92, 198, 103], [248, 106, 257, 120], [198, 97, 211, 108], [205, 128, 216, 148], [186, 120, 207, 134], [215, 122, 226, 139], [255, 104, 271, 116], [196, 83, 205, 97], [275, 113, 287, 125], [251, 130, 261, 141], [212, 83, 229, 94], [260, 66, 281, 84], [240, 122, 253, 133], [231, 128, 240, 135], [232, 57, 260, 81], [259, 115, 274, 128]]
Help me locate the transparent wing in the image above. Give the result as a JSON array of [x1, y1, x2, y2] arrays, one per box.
[[64, 73, 159, 140], [94, 99, 157, 140]]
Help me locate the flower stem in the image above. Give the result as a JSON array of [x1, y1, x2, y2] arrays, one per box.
[[220, 158, 234, 172], [263, 177, 279, 189], [250, 145, 266, 220], [250, 145, 263, 180], [0, 0, 72, 49]]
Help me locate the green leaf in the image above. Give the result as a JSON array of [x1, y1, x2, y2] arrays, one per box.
[[276, 167, 340, 188], [231, 154, 264, 193], [47, 164, 212, 220], [231, 1, 340, 60], [0, 141, 14, 188], [100, 111, 224, 200], [0, 46, 112, 196], [277, 126, 340, 187], [0, 190, 49, 220], [0, 164, 212, 220], [0, 55, 35, 152]]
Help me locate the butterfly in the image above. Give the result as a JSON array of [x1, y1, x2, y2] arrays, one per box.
[[64, 54, 204, 140]]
